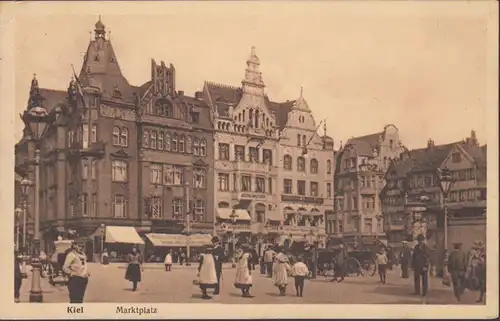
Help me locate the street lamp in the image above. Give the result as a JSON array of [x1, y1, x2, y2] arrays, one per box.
[[15, 208, 23, 252], [100, 223, 105, 262], [229, 210, 239, 268], [185, 211, 192, 267], [21, 100, 55, 303], [438, 167, 454, 286], [19, 178, 32, 279]]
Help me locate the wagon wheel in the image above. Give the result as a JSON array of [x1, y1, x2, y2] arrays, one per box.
[[345, 257, 362, 277], [365, 259, 377, 276]]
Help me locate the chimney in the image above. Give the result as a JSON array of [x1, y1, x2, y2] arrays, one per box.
[[470, 129, 478, 146], [178, 90, 184, 96], [194, 91, 202, 100], [427, 138, 435, 149]]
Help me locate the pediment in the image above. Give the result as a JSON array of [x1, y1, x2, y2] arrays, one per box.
[[110, 149, 130, 159], [193, 158, 208, 167]]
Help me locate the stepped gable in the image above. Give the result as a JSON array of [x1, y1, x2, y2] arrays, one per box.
[[79, 17, 137, 104], [265, 97, 295, 131], [344, 131, 384, 157]]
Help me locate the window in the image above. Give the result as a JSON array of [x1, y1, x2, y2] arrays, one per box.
[[297, 180, 306, 196], [256, 177, 266, 193], [120, 128, 128, 147], [172, 134, 178, 152], [302, 135, 306, 147], [283, 155, 292, 170], [186, 136, 192, 154], [91, 124, 97, 143], [82, 159, 89, 180], [91, 159, 97, 180], [352, 196, 357, 209], [249, 147, 259, 162], [112, 160, 128, 182], [219, 143, 229, 160], [68, 130, 74, 147], [113, 195, 127, 218], [338, 220, 343, 233], [218, 173, 229, 191], [165, 133, 171, 150], [151, 197, 163, 218], [263, 149, 273, 165], [310, 182, 319, 197], [163, 165, 185, 185], [364, 218, 373, 233], [297, 134, 301, 146], [81, 193, 88, 216], [158, 132, 164, 150], [92, 193, 97, 216], [200, 139, 207, 156], [297, 157, 305, 172], [232, 174, 237, 191], [194, 199, 205, 221], [235, 145, 245, 161], [192, 138, 200, 155], [70, 203, 75, 217], [268, 178, 273, 194], [150, 163, 163, 184], [191, 112, 200, 124], [193, 168, 206, 188], [310, 159, 318, 174], [326, 183, 332, 197], [241, 175, 252, 192], [283, 179, 293, 194], [151, 131, 157, 149], [452, 152, 461, 163], [173, 198, 184, 216], [326, 160, 332, 174], [112, 126, 120, 146], [143, 130, 149, 148], [179, 135, 185, 153]]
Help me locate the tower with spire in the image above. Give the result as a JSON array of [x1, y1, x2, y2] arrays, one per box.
[[242, 46, 265, 96]]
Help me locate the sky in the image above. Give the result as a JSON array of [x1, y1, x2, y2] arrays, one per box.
[[10, 1, 497, 150]]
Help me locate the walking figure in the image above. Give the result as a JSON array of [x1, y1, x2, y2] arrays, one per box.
[[399, 241, 412, 279], [447, 242, 467, 302], [376, 248, 388, 284], [125, 247, 143, 292], [62, 238, 90, 303], [234, 244, 253, 298], [14, 251, 23, 303], [331, 244, 346, 282], [273, 246, 291, 296], [412, 234, 430, 296], [211, 236, 225, 295], [164, 250, 172, 272], [197, 245, 218, 300], [292, 256, 309, 297]]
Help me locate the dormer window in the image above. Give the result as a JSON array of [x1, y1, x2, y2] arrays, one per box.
[[113, 88, 122, 98], [94, 54, 100, 61]]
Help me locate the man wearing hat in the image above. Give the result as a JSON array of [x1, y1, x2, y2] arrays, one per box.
[[62, 238, 90, 303], [211, 236, 225, 295], [411, 234, 430, 296], [399, 241, 412, 279], [447, 242, 468, 301]]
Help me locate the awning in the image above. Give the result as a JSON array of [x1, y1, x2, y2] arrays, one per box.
[[283, 209, 296, 215], [145, 233, 212, 247], [216, 208, 251, 221], [105, 226, 144, 244], [308, 211, 323, 217], [267, 211, 283, 221]]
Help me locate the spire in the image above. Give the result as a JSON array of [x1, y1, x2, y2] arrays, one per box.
[[28, 73, 43, 109], [94, 15, 106, 40], [323, 119, 327, 136], [242, 46, 264, 90], [300, 86, 303, 98]]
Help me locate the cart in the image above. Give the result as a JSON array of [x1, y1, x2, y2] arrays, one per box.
[[48, 239, 73, 286]]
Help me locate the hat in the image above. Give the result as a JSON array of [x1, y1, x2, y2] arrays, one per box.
[[452, 242, 463, 248], [417, 234, 425, 241], [73, 237, 87, 245], [475, 240, 485, 248], [211, 236, 220, 243]]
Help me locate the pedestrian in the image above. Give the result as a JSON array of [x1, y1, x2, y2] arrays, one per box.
[[234, 244, 253, 298], [259, 246, 266, 275], [412, 234, 430, 296], [197, 245, 218, 300], [291, 256, 309, 297], [376, 247, 388, 284], [101, 248, 109, 265], [164, 250, 173, 272], [39, 250, 48, 277], [386, 246, 395, 270], [447, 242, 468, 302], [14, 251, 23, 303], [332, 244, 346, 282], [475, 241, 486, 303], [211, 236, 225, 295], [62, 238, 90, 303], [273, 246, 291, 296], [400, 241, 412, 279], [263, 246, 276, 277], [125, 247, 144, 292]]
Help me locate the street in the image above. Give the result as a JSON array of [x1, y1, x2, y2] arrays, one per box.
[[17, 263, 485, 305]]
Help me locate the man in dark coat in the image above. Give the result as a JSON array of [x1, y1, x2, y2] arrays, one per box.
[[412, 234, 430, 296], [447, 242, 468, 301], [400, 241, 412, 279], [332, 244, 347, 282], [14, 251, 23, 303], [211, 236, 225, 295]]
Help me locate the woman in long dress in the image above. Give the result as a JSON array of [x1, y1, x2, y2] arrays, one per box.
[[197, 246, 218, 300], [273, 246, 291, 296], [125, 247, 143, 292], [234, 244, 253, 298], [164, 250, 173, 272]]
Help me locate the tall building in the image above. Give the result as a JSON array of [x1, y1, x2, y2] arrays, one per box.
[[331, 125, 405, 246], [14, 18, 215, 257], [381, 131, 487, 254]]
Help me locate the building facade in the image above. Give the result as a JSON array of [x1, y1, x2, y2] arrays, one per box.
[[14, 18, 215, 258], [329, 125, 405, 246], [381, 131, 487, 256]]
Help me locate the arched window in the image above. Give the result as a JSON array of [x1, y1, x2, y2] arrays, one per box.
[[200, 139, 207, 156], [310, 158, 318, 174], [172, 133, 178, 152], [238, 113, 242, 122], [112, 126, 120, 146], [255, 110, 260, 128], [193, 138, 200, 156], [91, 124, 97, 143], [120, 127, 128, 147], [297, 156, 305, 172], [297, 134, 301, 147], [302, 135, 306, 147], [249, 109, 254, 126], [266, 118, 269, 127], [283, 155, 292, 171], [242, 110, 246, 122], [158, 131, 164, 150], [165, 133, 171, 150], [143, 130, 149, 148], [186, 136, 192, 153], [151, 131, 157, 149], [326, 159, 332, 174], [179, 135, 185, 153]]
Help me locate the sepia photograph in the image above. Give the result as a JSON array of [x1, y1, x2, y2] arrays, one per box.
[[0, 0, 497, 319]]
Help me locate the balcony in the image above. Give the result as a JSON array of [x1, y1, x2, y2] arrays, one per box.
[[68, 141, 105, 158], [280, 194, 324, 205], [233, 161, 275, 173], [360, 186, 376, 195]]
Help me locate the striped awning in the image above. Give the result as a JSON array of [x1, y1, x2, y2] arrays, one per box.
[[145, 233, 212, 247], [105, 226, 144, 244], [216, 208, 251, 221]]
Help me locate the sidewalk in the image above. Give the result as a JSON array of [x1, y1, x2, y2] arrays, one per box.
[[111, 262, 236, 269]]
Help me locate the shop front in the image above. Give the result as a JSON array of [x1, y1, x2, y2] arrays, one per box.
[[144, 233, 212, 263]]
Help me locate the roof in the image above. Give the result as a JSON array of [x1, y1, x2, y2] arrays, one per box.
[[344, 132, 383, 157], [460, 143, 487, 168], [39, 88, 67, 112], [266, 98, 295, 130]]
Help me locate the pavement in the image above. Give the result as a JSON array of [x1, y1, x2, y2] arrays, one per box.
[[17, 263, 486, 304]]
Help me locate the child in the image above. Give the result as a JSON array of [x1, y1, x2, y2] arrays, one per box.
[[376, 248, 388, 284], [292, 256, 309, 297]]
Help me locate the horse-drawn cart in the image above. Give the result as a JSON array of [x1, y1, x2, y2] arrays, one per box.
[[48, 238, 73, 286]]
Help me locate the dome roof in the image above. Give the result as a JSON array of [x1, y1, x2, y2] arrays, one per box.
[[95, 16, 105, 31]]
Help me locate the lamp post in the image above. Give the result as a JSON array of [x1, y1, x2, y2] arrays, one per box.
[[185, 213, 192, 266], [19, 178, 32, 278], [21, 100, 54, 303], [100, 223, 105, 263], [438, 167, 454, 286], [229, 210, 239, 268], [15, 208, 22, 252]]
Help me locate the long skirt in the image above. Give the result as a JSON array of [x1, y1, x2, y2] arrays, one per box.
[[125, 264, 141, 282]]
